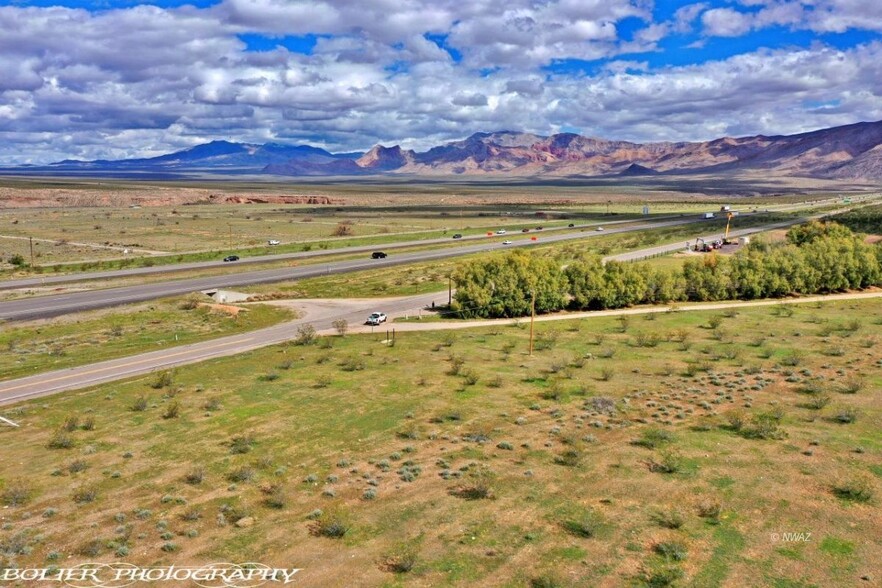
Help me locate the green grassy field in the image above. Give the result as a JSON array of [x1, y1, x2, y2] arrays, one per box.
[[0, 298, 294, 381], [1, 298, 879, 587]]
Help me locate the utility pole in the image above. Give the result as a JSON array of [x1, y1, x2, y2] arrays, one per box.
[[29, 236, 34, 266], [529, 289, 536, 356]]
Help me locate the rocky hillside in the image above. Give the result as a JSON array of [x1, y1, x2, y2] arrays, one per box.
[[270, 120, 882, 179]]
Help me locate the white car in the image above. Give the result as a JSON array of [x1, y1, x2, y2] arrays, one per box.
[[496, 229, 507, 235], [365, 312, 387, 325], [268, 239, 281, 246], [595, 226, 604, 231], [502, 240, 513, 245]]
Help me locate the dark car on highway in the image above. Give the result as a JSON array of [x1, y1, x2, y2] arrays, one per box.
[[223, 255, 239, 262], [452, 234, 462, 239], [568, 223, 575, 228], [371, 251, 387, 259]]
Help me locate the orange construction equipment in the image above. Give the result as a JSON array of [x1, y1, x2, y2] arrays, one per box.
[[723, 212, 734, 244]]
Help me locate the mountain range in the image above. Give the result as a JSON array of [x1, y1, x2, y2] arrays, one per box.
[[17, 120, 882, 181]]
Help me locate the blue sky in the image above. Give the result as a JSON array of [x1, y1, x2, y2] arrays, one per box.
[[1, 0, 882, 163]]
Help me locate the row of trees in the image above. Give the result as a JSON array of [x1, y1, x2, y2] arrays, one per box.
[[450, 221, 882, 318], [827, 204, 882, 236]]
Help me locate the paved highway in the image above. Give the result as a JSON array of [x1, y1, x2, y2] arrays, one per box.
[[0, 215, 660, 291], [0, 213, 746, 322]]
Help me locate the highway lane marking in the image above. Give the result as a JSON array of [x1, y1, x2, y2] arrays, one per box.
[[0, 336, 256, 394], [0, 215, 696, 290]]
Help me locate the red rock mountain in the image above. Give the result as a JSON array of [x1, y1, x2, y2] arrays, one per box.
[[295, 120, 882, 179]]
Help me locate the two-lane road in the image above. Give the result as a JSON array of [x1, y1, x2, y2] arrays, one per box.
[[0, 291, 448, 405]]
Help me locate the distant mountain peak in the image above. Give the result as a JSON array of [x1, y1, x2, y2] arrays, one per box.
[[619, 163, 658, 176], [356, 144, 415, 171]]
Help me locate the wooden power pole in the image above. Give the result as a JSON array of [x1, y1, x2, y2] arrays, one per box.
[[529, 290, 536, 356]]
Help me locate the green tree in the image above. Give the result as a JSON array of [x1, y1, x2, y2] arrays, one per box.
[[452, 251, 567, 318], [644, 266, 686, 304], [683, 253, 732, 301], [786, 220, 854, 246], [565, 255, 608, 310], [602, 261, 648, 308]]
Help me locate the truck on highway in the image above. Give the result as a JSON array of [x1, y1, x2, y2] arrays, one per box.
[[703, 212, 715, 219]]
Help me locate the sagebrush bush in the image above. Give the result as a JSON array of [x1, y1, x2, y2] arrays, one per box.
[[450, 468, 495, 500], [832, 476, 873, 503], [553, 449, 582, 467], [561, 510, 603, 538], [648, 450, 685, 474], [229, 434, 255, 454], [380, 544, 417, 574], [697, 499, 722, 524], [47, 429, 74, 449], [1, 479, 32, 507], [161, 401, 180, 419], [130, 395, 148, 412], [185, 467, 204, 485], [632, 428, 675, 449], [151, 371, 174, 389], [651, 508, 685, 529], [654, 541, 688, 561], [310, 509, 350, 538], [227, 467, 255, 483], [340, 356, 366, 371], [264, 488, 286, 509], [72, 486, 98, 504], [835, 407, 859, 424], [295, 324, 317, 345]]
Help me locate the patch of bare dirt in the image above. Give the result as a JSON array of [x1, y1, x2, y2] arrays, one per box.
[[198, 302, 248, 316]]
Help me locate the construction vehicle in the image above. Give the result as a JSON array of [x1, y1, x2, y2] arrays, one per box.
[[722, 212, 734, 244], [693, 238, 711, 252], [693, 238, 723, 252]]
